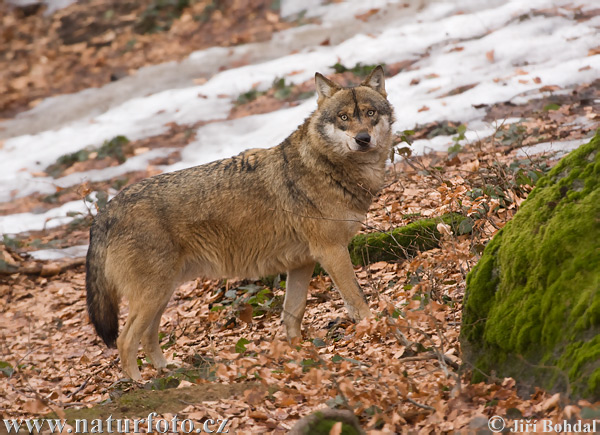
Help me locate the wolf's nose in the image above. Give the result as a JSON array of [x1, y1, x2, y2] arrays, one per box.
[[355, 132, 371, 145]]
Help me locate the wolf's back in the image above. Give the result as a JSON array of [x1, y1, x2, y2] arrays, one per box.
[[86, 219, 119, 348]]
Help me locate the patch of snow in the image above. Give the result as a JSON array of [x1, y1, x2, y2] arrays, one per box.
[[29, 244, 89, 260], [9, 148, 175, 200], [280, 0, 326, 19], [6, 0, 76, 15], [167, 103, 314, 171], [0, 92, 231, 202], [517, 137, 591, 158], [0, 199, 93, 235]]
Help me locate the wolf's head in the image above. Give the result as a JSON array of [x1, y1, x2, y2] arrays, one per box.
[[311, 65, 395, 155]]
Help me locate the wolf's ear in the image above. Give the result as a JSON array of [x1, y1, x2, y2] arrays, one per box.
[[361, 65, 386, 97], [315, 73, 340, 104]]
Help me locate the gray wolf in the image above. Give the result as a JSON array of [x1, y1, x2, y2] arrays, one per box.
[[86, 65, 395, 380]]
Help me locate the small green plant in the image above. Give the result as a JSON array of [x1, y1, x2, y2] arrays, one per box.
[[448, 124, 467, 154], [331, 62, 383, 78], [194, 0, 220, 23], [46, 136, 130, 178], [426, 121, 462, 139], [300, 358, 319, 372], [236, 77, 314, 106], [98, 135, 129, 163], [0, 259, 17, 275], [311, 338, 326, 348], [135, 0, 191, 33], [124, 38, 137, 51], [85, 189, 109, 213], [0, 361, 15, 377], [42, 191, 63, 204], [393, 129, 415, 159], [494, 122, 526, 147], [210, 281, 281, 321], [235, 338, 251, 353], [272, 78, 293, 100], [464, 154, 551, 221], [112, 177, 129, 191], [543, 103, 561, 111], [148, 376, 180, 390], [46, 148, 93, 178], [398, 129, 415, 146], [2, 234, 23, 250], [236, 88, 264, 105], [158, 331, 177, 350]]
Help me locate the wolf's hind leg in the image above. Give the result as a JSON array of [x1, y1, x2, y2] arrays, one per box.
[[282, 261, 315, 342], [140, 292, 173, 370], [142, 300, 170, 369], [117, 295, 165, 381]]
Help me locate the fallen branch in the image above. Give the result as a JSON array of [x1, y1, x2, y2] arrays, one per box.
[[0, 258, 86, 276], [405, 396, 435, 411], [398, 351, 460, 371]]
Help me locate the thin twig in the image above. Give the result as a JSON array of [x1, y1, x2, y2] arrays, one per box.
[[405, 396, 435, 411], [398, 352, 459, 371]]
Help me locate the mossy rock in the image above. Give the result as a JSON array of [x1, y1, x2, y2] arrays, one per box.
[[289, 409, 365, 435], [461, 130, 600, 400]]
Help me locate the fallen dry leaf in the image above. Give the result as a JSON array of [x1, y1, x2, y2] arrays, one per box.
[[355, 8, 379, 22]]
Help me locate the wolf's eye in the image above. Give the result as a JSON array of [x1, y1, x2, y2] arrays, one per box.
[[340, 114, 348, 121], [367, 110, 376, 117]]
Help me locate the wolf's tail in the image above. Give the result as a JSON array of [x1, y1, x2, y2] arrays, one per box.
[[86, 223, 119, 348]]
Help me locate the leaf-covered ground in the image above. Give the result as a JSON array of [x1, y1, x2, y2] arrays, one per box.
[[2, 105, 600, 433], [1, 1, 600, 433]]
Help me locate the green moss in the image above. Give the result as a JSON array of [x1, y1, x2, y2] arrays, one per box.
[[310, 213, 471, 275], [310, 418, 361, 435], [49, 382, 256, 423], [462, 233, 502, 343], [300, 411, 362, 435], [461, 130, 600, 400], [348, 213, 469, 265]]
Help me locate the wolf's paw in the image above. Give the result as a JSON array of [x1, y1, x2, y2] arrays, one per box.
[[346, 303, 372, 323], [166, 360, 182, 369], [125, 367, 142, 382], [283, 316, 303, 343], [150, 355, 169, 370], [284, 327, 303, 346]]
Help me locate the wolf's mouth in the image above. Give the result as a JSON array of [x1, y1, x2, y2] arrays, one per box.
[[354, 139, 375, 152], [345, 142, 374, 152]]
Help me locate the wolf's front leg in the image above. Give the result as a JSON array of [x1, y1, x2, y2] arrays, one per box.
[[313, 245, 371, 321], [282, 261, 316, 342]]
